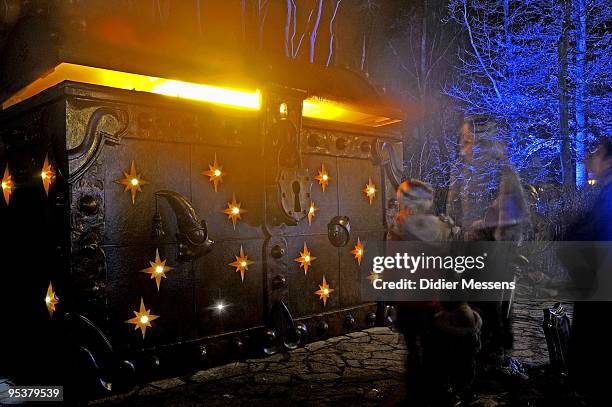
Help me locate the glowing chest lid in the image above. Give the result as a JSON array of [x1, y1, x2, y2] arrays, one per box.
[[0, 11, 407, 129]]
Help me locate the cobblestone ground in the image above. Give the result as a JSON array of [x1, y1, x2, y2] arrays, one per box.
[[84, 297, 576, 407], [0, 298, 574, 406], [90, 327, 406, 407]]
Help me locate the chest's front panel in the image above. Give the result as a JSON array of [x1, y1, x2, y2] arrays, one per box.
[[63, 87, 402, 362]]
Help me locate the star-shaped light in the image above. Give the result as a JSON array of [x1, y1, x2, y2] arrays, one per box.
[[45, 282, 59, 317], [1, 165, 14, 205], [229, 245, 254, 282], [307, 201, 318, 225], [314, 164, 331, 192], [141, 249, 173, 291], [41, 154, 55, 196], [294, 242, 316, 275], [114, 160, 149, 204], [202, 154, 225, 192], [223, 194, 246, 229], [363, 178, 376, 205], [368, 272, 382, 285], [314, 276, 334, 306], [351, 237, 364, 265], [126, 298, 159, 339]]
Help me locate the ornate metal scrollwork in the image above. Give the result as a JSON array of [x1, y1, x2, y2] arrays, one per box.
[[264, 94, 313, 227], [371, 139, 403, 190], [266, 118, 312, 226], [68, 106, 129, 184], [153, 190, 214, 262]]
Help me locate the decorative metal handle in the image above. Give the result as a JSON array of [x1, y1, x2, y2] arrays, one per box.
[[153, 190, 214, 262]]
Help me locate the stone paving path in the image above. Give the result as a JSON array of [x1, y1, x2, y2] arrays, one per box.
[[88, 298, 576, 407], [0, 297, 575, 406], [90, 327, 407, 407]]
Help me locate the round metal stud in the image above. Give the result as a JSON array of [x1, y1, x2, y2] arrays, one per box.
[[271, 245, 285, 259], [272, 275, 287, 289], [232, 337, 245, 354], [344, 313, 356, 329], [308, 134, 321, 148], [315, 320, 329, 338], [262, 329, 279, 356], [79, 195, 99, 215], [149, 355, 161, 370], [366, 312, 377, 327], [284, 322, 308, 350], [360, 141, 372, 153], [199, 345, 208, 361], [296, 322, 308, 343], [327, 216, 351, 247], [384, 305, 397, 325], [137, 112, 154, 130]]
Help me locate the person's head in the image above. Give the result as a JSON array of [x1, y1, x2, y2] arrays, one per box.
[[396, 179, 434, 214], [589, 138, 612, 178]]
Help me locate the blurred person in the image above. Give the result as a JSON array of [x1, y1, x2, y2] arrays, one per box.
[[388, 179, 481, 406], [564, 138, 612, 402], [468, 165, 529, 373]]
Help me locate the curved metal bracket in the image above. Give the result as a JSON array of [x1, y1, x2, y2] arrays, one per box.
[[153, 190, 214, 262], [68, 107, 129, 184], [63, 313, 114, 394], [371, 139, 403, 190], [268, 301, 302, 351]]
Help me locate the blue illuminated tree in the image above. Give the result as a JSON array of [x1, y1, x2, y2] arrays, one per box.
[[446, 0, 611, 188]]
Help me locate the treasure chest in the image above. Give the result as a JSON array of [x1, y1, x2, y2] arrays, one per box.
[[0, 7, 405, 397]]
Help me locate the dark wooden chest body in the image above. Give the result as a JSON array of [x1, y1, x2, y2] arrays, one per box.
[[0, 81, 401, 390]]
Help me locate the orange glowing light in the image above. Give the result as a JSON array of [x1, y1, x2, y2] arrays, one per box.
[[1, 64, 403, 128], [1, 165, 14, 205], [351, 237, 364, 265], [141, 249, 173, 291], [126, 298, 159, 339], [314, 164, 331, 192], [307, 201, 318, 225], [294, 242, 316, 275], [363, 178, 376, 205], [229, 245, 254, 282], [368, 272, 381, 284], [302, 97, 401, 128], [223, 194, 246, 229], [2, 63, 262, 110], [202, 154, 225, 192], [314, 276, 334, 306], [279, 102, 288, 117], [115, 160, 148, 204], [41, 155, 55, 196], [45, 282, 59, 317]]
